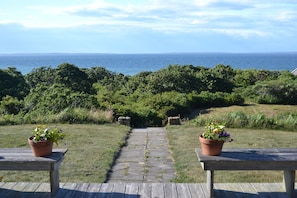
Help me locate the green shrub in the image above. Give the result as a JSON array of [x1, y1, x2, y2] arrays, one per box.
[[50, 108, 114, 124], [225, 111, 249, 127], [0, 95, 24, 115], [0, 114, 17, 125], [275, 113, 297, 131]]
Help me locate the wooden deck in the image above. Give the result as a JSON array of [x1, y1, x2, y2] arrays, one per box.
[[0, 182, 295, 198]]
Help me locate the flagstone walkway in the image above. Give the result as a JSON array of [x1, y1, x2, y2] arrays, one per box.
[[107, 128, 176, 183]]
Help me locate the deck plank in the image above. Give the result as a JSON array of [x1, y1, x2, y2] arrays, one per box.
[[85, 183, 102, 198], [0, 182, 296, 197], [238, 183, 260, 197], [267, 183, 288, 198], [30, 182, 49, 198], [176, 183, 191, 198], [213, 183, 233, 198], [152, 183, 164, 197], [21, 182, 42, 198], [0, 182, 17, 198], [124, 183, 139, 198], [100, 183, 115, 198], [56, 182, 77, 198], [111, 183, 125, 198], [139, 183, 151, 198], [164, 183, 178, 198], [71, 183, 90, 198], [187, 183, 206, 198]]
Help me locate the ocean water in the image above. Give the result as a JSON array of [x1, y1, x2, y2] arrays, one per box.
[[0, 53, 296, 75]]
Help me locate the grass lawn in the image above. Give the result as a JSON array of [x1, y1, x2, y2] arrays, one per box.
[[168, 103, 297, 183], [167, 124, 297, 183], [1, 103, 296, 184], [0, 124, 130, 183]]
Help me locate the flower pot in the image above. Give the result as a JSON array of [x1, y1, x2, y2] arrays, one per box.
[[28, 137, 53, 157], [199, 136, 224, 156]]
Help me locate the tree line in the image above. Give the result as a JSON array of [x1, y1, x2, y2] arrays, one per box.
[[0, 63, 296, 127]]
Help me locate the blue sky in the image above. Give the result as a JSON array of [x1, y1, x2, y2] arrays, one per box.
[[0, 0, 297, 53]]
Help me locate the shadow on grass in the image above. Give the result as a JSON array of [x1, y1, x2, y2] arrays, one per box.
[[187, 108, 213, 119]]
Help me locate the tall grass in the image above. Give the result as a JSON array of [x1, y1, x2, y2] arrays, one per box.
[[51, 108, 114, 124], [192, 111, 297, 131], [192, 104, 297, 131], [0, 124, 130, 183], [0, 108, 115, 125]]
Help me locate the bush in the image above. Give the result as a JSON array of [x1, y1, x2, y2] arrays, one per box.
[[195, 91, 244, 107], [0, 64, 294, 127], [275, 113, 297, 131], [246, 77, 297, 105], [0, 114, 17, 125], [0, 95, 23, 115], [225, 111, 249, 128], [50, 108, 114, 124]]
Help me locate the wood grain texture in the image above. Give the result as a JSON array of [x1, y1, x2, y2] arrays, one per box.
[[196, 148, 297, 198], [0, 182, 294, 198], [0, 148, 67, 197], [196, 148, 297, 170], [0, 148, 68, 171]]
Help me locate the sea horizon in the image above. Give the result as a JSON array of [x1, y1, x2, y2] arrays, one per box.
[[0, 52, 296, 75], [1, 51, 297, 55]]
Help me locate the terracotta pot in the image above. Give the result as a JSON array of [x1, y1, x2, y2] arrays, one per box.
[[199, 136, 224, 156], [28, 137, 53, 157]]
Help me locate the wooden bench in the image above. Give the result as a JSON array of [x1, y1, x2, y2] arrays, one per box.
[[0, 148, 67, 197], [196, 148, 297, 198]]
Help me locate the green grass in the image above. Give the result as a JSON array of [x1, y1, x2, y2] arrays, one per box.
[[1, 104, 297, 184], [0, 124, 130, 183], [169, 103, 297, 183], [167, 124, 297, 183]]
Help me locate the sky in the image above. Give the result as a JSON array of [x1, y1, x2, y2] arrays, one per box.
[[0, 0, 297, 53]]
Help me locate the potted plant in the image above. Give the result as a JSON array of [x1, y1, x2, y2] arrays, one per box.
[[28, 125, 65, 157], [199, 121, 232, 156]]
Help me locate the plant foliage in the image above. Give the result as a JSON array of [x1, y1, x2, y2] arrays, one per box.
[[0, 63, 296, 127], [31, 125, 65, 145], [201, 122, 233, 142]]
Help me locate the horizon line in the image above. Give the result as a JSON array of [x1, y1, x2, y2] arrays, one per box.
[[1, 51, 297, 55]]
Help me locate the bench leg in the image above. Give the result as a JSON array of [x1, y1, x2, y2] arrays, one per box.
[[283, 170, 295, 198], [206, 170, 214, 198], [50, 169, 60, 197]]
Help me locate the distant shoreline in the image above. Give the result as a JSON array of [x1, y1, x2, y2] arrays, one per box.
[[1, 51, 297, 55], [1, 53, 296, 75]]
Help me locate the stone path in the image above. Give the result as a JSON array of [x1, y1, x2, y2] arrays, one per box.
[[107, 127, 176, 183]]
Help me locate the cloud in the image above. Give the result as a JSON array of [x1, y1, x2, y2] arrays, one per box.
[[194, 0, 253, 10], [58, 0, 296, 38], [0, 0, 297, 49]]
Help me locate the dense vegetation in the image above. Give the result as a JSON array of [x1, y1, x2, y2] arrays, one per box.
[[0, 63, 296, 127]]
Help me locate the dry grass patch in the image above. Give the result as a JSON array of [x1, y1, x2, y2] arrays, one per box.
[[198, 103, 297, 118]]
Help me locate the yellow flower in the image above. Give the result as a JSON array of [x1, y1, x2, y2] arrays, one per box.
[[213, 128, 220, 133]]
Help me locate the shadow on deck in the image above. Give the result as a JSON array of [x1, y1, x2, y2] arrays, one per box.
[[0, 182, 295, 198]]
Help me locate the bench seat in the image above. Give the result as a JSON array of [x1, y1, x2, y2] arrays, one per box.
[[0, 148, 67, 197], [196, 148, 297, 198]]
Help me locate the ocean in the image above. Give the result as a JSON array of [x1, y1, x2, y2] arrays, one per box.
[[0, 53, 296, 75]]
